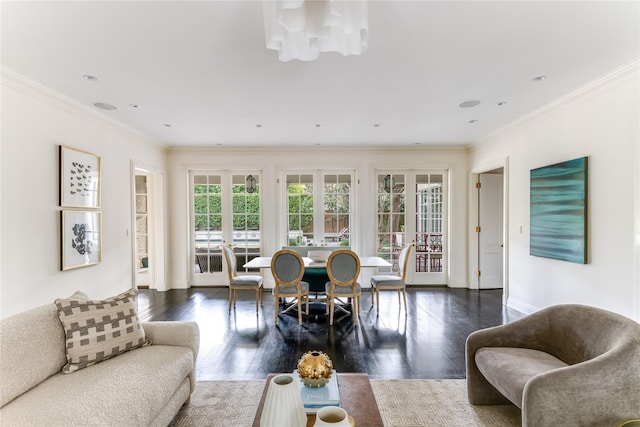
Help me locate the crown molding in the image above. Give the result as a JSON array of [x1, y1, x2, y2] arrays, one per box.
[[168, 144, 469, 156], [468, 60, 640, 151], [1, 67, 168, 153]]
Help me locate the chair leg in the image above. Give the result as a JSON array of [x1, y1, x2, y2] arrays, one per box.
[[297, 297, 303, 324], [397, 289, 401, 305], [376, 289, 380, 315], [370, 284, 375, 306], [402, 288, 407, 311], [255, 288, 259, 313], [228, 288, 233, 313], [305, 295, 309, 315], [274, 293, 279, 324], [329, 299, 335, 325], [354, 296, 359, 325]]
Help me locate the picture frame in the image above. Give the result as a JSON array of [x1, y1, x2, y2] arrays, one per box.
[[61, 210, 102, 270], [530, 156, 588, 264], [60, 145, 101, 208]]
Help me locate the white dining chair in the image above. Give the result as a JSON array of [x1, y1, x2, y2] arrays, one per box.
[[370, 243, 413, 315]]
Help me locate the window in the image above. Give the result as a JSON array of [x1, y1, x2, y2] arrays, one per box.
[[191, 172, 261, 284], [415, 174, 444, 273], [323, 174, 351, 245], [193, 174, 223, 274], [376, 171, 447, 282], [286, 174, 314, 245], [376, 174, 406, 270], [285, 171, 352, 247]]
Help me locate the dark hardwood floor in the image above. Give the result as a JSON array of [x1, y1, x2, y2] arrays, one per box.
[[137, 287, 524, 381]]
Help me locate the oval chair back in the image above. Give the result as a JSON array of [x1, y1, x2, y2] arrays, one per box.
[[271, 250, 305, 286], [326, 249, 361, 325], [271, 250, 309, 325], [221, 244, 263, 313], [221, 244, 237, 281], [398, 243, 413, 282]]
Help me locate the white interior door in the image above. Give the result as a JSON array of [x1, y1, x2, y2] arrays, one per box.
[[478, 173, 503, 289]]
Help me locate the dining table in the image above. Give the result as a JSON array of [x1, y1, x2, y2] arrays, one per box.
[[243, 255, 392, 294], [243, 256, 392, 270]]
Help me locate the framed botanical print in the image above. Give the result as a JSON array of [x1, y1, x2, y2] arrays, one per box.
[[61, 210, 102, 270], [60, 145, 101, 208]]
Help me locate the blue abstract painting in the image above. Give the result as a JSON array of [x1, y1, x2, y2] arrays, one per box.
[[530, 157, 588, 264]]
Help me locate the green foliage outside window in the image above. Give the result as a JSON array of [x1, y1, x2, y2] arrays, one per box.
[[193, 183, 260, 231]]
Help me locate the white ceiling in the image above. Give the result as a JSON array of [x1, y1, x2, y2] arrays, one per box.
[[2, 1, 638, 149]]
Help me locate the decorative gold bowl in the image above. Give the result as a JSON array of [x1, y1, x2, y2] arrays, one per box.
[[297, 350, 333, 387]]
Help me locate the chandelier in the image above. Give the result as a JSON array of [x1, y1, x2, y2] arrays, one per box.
[[263, 0, 369, 62]]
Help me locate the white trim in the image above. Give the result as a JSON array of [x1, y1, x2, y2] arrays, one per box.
[[506, 296, 539, 316], [469, 158, 510, 303], [469, 60, 640, 152], [131, 163, 168, 291], [634, 88, 640, 322], [1, 67, 166, 152]]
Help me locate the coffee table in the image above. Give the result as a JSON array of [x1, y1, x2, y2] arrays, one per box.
[[252, 373, 383, 427]]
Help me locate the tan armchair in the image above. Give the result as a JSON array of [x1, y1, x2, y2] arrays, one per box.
[[466, 304, 640, 426]]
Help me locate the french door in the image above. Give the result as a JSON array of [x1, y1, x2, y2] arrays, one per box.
[[190, 171, 261, 286], [284, 171, 353, 247], [376, 171, 447, 284]]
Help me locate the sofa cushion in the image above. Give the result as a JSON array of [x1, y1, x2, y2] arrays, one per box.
[[0, 304, 67, 407], [55, 289, 150, 373], [0, 344, 194, 426], [475, 347, 568, 407]]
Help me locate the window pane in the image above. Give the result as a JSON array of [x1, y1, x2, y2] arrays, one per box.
[[324, 173, 351, 246], [194, 195, 207, 214], [209, 194, 221, 215], [231, 174, 261, 272], [415, 173, 444, 272], [377, 173, 406, 272], [287, 174, 315, 245]]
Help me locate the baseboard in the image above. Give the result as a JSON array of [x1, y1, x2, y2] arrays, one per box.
[[506, 296, 539, 315]]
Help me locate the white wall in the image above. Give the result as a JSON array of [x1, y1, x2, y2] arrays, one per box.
[[469, 62, 640, 321], [166, 147, 469, 290], [0, 70, 167, 319]]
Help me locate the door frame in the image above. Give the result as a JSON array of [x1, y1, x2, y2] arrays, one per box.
[[130, 162, 167, 291], [470, 157, 509, 304], [375, 169, 448, 285]]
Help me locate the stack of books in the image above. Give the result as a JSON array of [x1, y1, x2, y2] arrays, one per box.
[[295, 371, 341, 414]]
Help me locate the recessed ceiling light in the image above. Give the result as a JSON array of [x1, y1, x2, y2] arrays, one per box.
[[83, 74, 98, 81], [459, 100, 481, 108], [129, 104, 142, 109], [315, 124, 321, 127], [469, 119, 478, 124], [255, 124, 262, 128], [373, 123, 381, 127], [163, 123, 172, 128], [496, 101, 507, 106], [533, 75, 547, 82], [93, 102, 117, 110]]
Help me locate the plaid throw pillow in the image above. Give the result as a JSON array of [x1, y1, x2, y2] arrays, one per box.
[[55, 289, 151, 373]]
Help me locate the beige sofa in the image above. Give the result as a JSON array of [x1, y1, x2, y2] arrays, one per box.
[[0, 297, 199, 426], [466, 304, 640, 426]]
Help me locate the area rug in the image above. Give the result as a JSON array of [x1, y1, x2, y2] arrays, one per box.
[[169, 379, 521, 427]]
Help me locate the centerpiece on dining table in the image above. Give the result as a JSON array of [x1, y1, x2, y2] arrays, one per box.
[[307, 250, 332, 263]]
